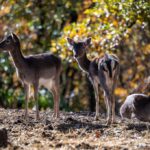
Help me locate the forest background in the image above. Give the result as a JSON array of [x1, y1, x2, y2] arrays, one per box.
[[0, 0, 149, 113]]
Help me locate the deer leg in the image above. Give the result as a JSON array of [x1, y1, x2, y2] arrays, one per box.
[[51, 89, 57, 118], [54, 79, 60, 118], [24, 83, 30, 120], [107, 99, 112, 124], [111, 81, 117, 124], [44, 80, 60, 118], [111, 94, 116, 123], [92, 81, 99, 120], [55, 91, 60, 118], [104, 93, 108, 115], [55, 86, 60, 118], [51, 86, 60, 118], [104, 91, 111, 125], [53, 93, 56, 118], [107, 99, 112, 125], [33, 83, 39, 120]]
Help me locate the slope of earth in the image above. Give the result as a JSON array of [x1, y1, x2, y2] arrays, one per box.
[[0, 108, 149, 150]]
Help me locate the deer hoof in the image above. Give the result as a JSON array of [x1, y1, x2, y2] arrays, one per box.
[[24, 116, 29, 123], [52, 113, 55, 118], [106, 119, 111, 125], [24, 113, 28, 121], [55, 114, 60, 119], [52, 113, 59, 119], [111, 118, 116, 124], [36, 115, 40, 121], [94, 115, 99, 121]]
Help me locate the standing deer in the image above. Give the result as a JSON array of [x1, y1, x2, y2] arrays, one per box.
[[67, 37, 119, 124], [0, 33, 61, 120]]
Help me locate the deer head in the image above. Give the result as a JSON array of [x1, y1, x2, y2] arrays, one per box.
[[0, 33, 20, 52], [120, 104, 131, 119], [67, 37, 91, 58]]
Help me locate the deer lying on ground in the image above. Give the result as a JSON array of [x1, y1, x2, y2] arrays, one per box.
[[0, 33, 61, 120], [120, 94, 150, 122], [67, 37, 120, 124]]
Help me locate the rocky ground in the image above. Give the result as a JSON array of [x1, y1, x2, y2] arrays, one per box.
[[0, 108, 150, 150]]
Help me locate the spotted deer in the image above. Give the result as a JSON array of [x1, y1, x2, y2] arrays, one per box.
[[0, 33, 61, 120], [67, 37, 120, 124]]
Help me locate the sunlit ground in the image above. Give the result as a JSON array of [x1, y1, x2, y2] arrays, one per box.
[[0, 108, 149, 150]]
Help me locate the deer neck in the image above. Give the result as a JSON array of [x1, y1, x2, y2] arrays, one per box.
[[9, 46, 26, 70], [76, 53, 91, 74]]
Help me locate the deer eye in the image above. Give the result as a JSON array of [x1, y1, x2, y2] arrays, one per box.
[[5, 39, 10, 44]]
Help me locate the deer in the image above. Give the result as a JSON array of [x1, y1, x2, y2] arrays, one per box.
[[0, 33, 61, 120], [120, 94, 150, 122], [67, 37, 120, 124]]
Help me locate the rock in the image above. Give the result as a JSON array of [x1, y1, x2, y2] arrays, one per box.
[[0, 128, 8, 147]]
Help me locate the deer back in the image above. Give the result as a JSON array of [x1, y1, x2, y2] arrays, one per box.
[[98, 54, 119, 92]]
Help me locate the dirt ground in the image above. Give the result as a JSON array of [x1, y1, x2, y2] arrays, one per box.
[[0, 108, 149, 150]]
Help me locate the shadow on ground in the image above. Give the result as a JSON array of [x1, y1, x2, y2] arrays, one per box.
[[0, 108, 149, 149]]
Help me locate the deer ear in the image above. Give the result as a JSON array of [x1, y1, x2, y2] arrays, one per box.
[[11, 33, 19, 43], [84, 37, 91, 46], [67, 38, 74, 46], [104, 53, 109, 60]]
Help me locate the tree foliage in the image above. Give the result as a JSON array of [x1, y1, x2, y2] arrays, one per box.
[[52, 0, 150, 102]]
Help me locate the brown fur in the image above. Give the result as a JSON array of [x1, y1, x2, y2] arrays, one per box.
[[120, 94, 150, 122], [0, 33, 61, 120], [67, 37, 120, 124]]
